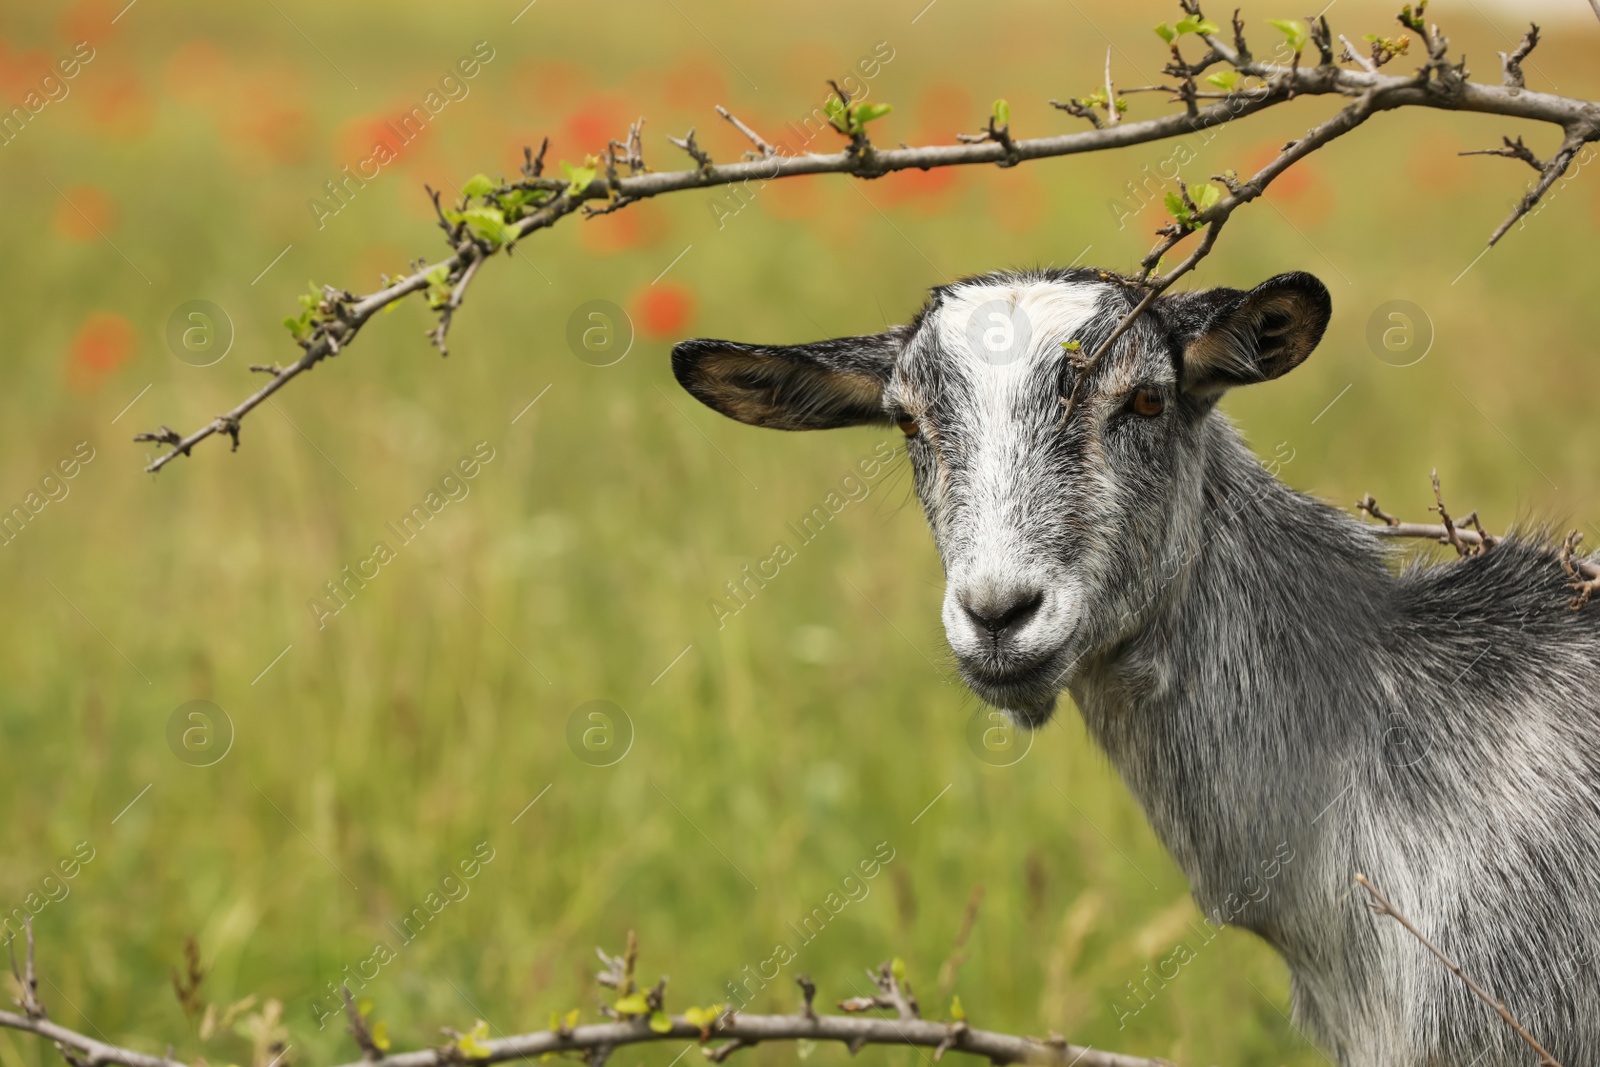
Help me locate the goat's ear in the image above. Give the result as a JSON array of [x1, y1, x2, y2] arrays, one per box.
[[671, 327, 904, 431], [1165, 272, 1332, 396]]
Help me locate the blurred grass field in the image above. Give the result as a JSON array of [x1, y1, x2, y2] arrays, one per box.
[[3, 0, 1600, 1064]]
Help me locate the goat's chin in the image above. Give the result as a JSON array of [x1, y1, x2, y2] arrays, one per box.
[[960, 665, 1063, 730], [994, 692, 1058, 729]]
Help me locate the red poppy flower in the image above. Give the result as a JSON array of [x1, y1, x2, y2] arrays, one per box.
[[53, 185, 115, 241], [68, 312, 135, 391], [635, 283, 695, 339]]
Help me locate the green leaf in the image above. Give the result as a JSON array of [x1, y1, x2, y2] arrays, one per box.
[[1060, 340, 1081, 352], [824, 96, 847, 125], [1268, 18, 1308, 51], [849, 102, 893, 132], [497, 187, 552, 221], [1163, 190, 1191, 227], [456, 1021, 492, 1059], [890, 958, 907, 983], [371, 1021, 391, 1052], [460, 205, 512, 247], [648, 1012, 672, 1034], [282, 281, 327, 340], [1153, 22, 1176, 43], [560, 160, 598, 197], [683, 1004, 724, 1031], [425, 263, 453, 309], [613, 993, 650, 1016], [992, 98, 1010, 127], [949, 995, 965, 1022], [1205, 70, 1240, 90], [462, 173, 496, 198], [1173, 15, 1219, 35], [1191, 182, 1221, 211]]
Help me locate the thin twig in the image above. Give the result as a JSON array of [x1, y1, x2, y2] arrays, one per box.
[[1338, 34, 1378, 74], [715, 106, 776, 158], [1429, 468, 1469, 557], [1357, 481, 1600, 608], [1060, 86, 1381, 425], [1355, 874, 1563, 1067], [1104, 47, 1120, 126], [1486, 134, 1585, 246], [1499, 23, 1540, 89], [1560, 532, 1600, 609], [1460, 134, 1545, 172]]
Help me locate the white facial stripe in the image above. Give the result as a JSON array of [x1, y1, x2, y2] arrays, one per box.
[[919, 281, 1113, 675], [930, 280, 1109, 378], [927, 280, 1109, 559]]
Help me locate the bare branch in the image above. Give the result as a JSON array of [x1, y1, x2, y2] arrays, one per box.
[[1486, 134, 1584, 246], [133, 2, 1600, 473], [1561, 532, 1600, 609], [795, 975, 817, 1022], [866, 960, 920, 1020], [1356, 477, 1600, 611], [1060, 85, 1382, 425], [667, 128, 713, 170], [1355, 874, 1563, 1067], [1310, 15, 1335, 68], [1104, 47, 1120, 126], [1338, 34, 1378, 74], [1460, 134, 1544, 172], [1358, 474, 1501, 557], [426, 251, 485, 356], [1499, 23, 1540, 89], [1047, 96, 1103, 129], [1429, 468, 1470, 558], [715, 106, 776, 158], [0, 961, 1172, 1067], [3, 920, 173, 1067], [0, 1010, 188, 1067]]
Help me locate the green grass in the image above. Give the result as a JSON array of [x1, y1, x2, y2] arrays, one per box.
[[2, 2, 1599, 1065]]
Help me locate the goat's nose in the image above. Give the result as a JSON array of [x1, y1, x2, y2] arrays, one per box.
[[961, 587, 1045, 638]]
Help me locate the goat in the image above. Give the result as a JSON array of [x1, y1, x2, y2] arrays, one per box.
[[671, 267, 1600, 1066]]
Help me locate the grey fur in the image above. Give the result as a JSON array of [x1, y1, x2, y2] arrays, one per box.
[[672, 268, 1600, 1065]]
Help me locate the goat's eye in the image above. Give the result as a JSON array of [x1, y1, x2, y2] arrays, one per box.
[[897, 417, 920, 437], [1130, 389, 1165, 418]]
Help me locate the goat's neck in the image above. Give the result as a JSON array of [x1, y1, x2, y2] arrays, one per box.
[[1071, 419, 1392, 926]]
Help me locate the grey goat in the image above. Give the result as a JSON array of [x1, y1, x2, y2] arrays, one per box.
[[672, 268, 1600, 1066]]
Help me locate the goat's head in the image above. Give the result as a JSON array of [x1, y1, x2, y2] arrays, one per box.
[[673, 268, 1331, 726]]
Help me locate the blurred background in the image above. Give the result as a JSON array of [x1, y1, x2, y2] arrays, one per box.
[[2, 0, 1598, 1063]]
